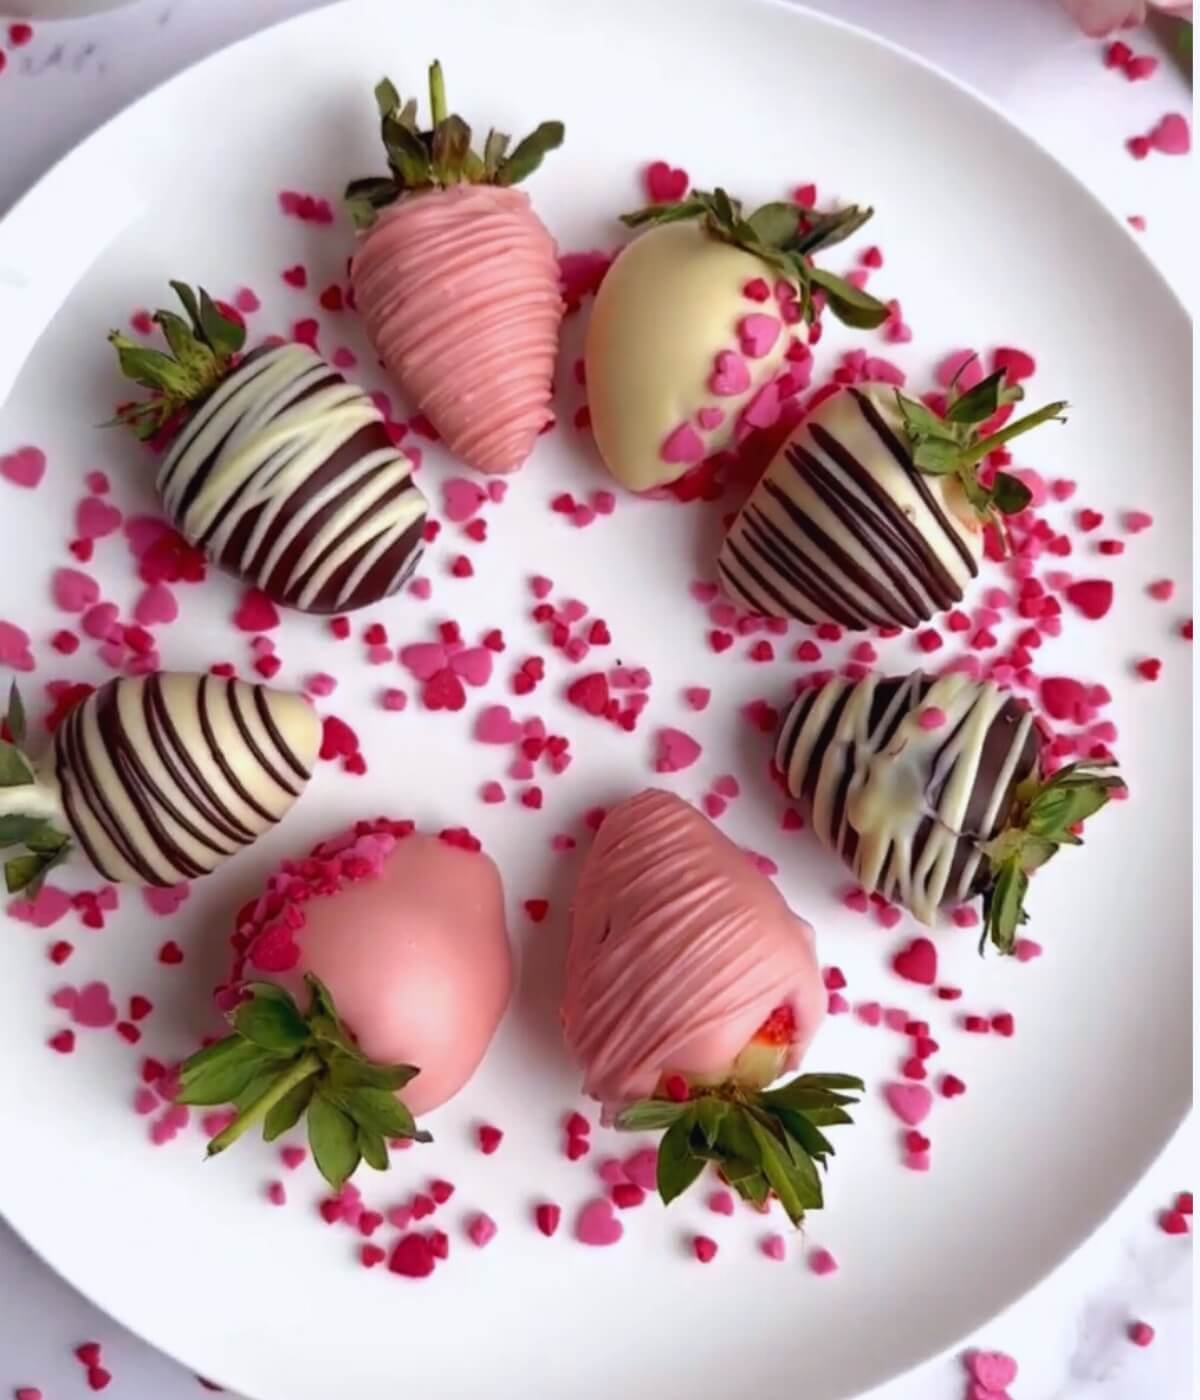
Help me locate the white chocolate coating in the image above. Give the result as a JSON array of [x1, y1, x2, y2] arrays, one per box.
[[776, 671, 1038, 922], [158, 344, 427, 613], [719, 384, 982, 629], [45, 673, 320, 886], [585, 221, 790, 492]]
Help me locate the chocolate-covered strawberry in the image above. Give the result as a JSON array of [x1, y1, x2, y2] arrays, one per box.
[[719, 369, 1067, 628], [776, 671, 1123, 951], [562, 789, 862, 1224], [585, 189, 889, 493], [180, 821, 513, 1189], [345, 63, 564, 475], [109, 285, 428, 614], [0, 672, 319, 891]]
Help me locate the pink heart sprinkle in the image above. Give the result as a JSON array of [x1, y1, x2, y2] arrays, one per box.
[[232, 588, 280, 633], [689, 580, 719, 603], [1148, 112, 1190, 156], [52, 567, 100, 614], [487, 480, 507, 503], [280, 1146, 307, 1170], [696, 405, 725, 431], [684, 686, 710, 711], [1014, 938, 1042, 962], [884, 1007, 910, 1032], [575, 1197, 624, 1246], [702, 793, 727, 819], [508, 756, 535, 781], [408, 578, 432, 600], [442, 477, 486, 523], [761, 1234, 786, 1261], [936, 349, 983, 391], [808, 1247, 838, 1275], [142, 884, 189, 917], [660, 422, 705, 466], [399, 642, 449, 681], [856, 1001, 882, 1027], [708, 349, 751, 397], [51, 987, 78, 1012], [738, 313, 781, 359], [134, 583, 178, 627], [468, 1212, 498, 1248], [622, 1147, 658, 1191], [0, 620, 34, 672], [0, 446, 47, 489], [80, 603, 118, 640], [968, 1352, 1019, 1391], [449, 647, 493, 687], [892, 936, 938, 986], [475, 705, 522, 744], [707, 1189, 735, 1216], [884, 1082, 933, 1127], [741, 379, 781, 430], [76, 496, 122, 540], [654, 726, 702, 773], [597, 1157, 628, 1187]]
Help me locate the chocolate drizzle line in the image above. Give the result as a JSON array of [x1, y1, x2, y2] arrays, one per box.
[[718, 387, 979, 630], [51, 675, 310, 886]]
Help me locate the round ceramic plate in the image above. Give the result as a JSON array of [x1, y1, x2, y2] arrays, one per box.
[[0, 2, 1190, 1398]]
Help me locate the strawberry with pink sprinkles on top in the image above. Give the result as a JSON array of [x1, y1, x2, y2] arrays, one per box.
[[586, 185, 887, 494], [178, 820, 512, 1188], [346, 63, 564, 475]]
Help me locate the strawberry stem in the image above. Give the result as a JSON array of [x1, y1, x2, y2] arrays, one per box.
[[428, 59, 447, 126], [206, 1050, 322, 1158], [958, 399, 1069, 469]]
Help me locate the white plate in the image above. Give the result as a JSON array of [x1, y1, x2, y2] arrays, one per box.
[[0, 2, 1190, 1398]]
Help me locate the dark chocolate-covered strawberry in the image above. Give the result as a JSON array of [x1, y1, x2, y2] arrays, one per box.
[[109, 284, 427, 614]]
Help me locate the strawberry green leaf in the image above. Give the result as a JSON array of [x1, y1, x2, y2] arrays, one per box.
[[6, 682, 26, 748], [496, 120, 565, 187], [808, 266, 890, 329], [693, 1096, 728, 1147], [262, 1076, 315, 1142], [348, 62, 563, 223], [307, 1092, 361, 1190], [181, 973, 428, 1185], [176, 1037, 283, 1107], [656, 1110, 705, 1206], [614, 1098, 690, 1131], [944, 368, 1010, 426], [981, 758, 1122, 954], [0, 814, 50, 848], [232, 984, 312, 1054], [992, 472, 1033, 516], [357, 1126, 390, 1172], [746, 202, 802, 247], [0, 740, 34, 788]]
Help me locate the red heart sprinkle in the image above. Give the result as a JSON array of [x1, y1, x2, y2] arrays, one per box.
[[891, 937, 937, 986]]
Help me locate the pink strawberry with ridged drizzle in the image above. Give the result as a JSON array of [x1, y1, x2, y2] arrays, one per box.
[[347, 63, 565, 475]]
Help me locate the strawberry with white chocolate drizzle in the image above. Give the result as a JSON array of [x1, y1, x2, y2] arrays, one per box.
[[109, 285, 428, 615], [562, 789, 862, 1224], [0, 673, 318, 893], [719, 364, 1067, 628], [585, 189, 889, 493], [776, 670, 1123, 952], [346, 63, 564, 475], [180, 821, 513, 1189]]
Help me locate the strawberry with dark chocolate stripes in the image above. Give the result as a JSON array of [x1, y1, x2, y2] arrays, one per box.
[[109, 284, 428, 614]]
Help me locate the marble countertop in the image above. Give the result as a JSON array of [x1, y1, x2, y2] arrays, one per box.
[[0, 1, 1192, 1397]]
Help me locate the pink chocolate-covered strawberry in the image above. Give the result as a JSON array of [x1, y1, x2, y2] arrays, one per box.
[[177, 820, 512, 1188], [346, 63, 564, 475], [562, 789, 862, 1224]]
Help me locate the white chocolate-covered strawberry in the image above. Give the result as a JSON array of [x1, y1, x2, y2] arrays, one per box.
[[585, 190, 888, 492], [0, 673, 319, 892], [719, 369, 1068, 629]]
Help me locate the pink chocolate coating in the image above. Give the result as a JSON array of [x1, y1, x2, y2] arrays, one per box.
[[276, 832, 512, 1115], [351, 184, 563, 475], [562, 789, 825, 1111]]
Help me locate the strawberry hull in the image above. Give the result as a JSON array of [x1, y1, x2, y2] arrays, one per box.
[[352, 185, 563, 475]]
